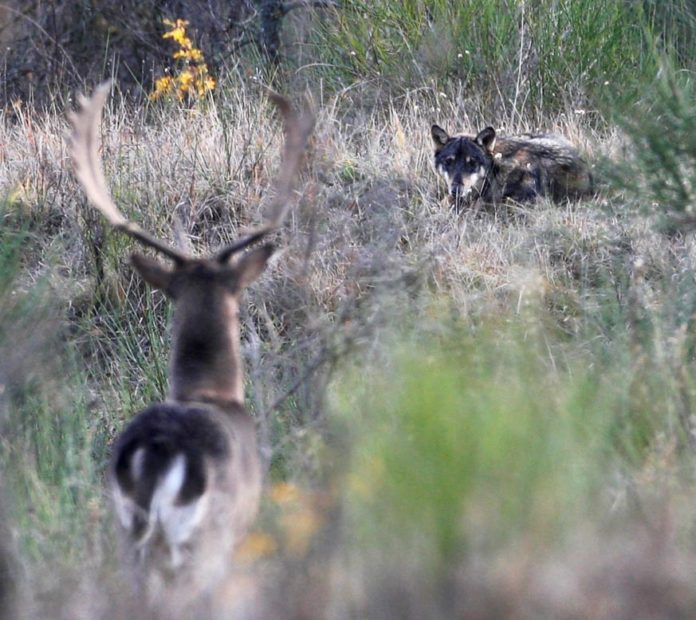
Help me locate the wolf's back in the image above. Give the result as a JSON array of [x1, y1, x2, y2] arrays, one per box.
[[496, 134, 593, 201]]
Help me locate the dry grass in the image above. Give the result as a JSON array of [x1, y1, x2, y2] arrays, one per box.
[[3, 79, 696, 618]]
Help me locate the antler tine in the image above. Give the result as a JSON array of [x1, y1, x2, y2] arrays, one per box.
[[216, 88, 315, 263], [68, 80, 188, 264]]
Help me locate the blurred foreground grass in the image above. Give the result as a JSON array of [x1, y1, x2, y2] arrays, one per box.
[[5, 44, 696, 617], [326, 314, 696, 617]]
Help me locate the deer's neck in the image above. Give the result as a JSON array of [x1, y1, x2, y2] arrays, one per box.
[[168, 295, 245, 406]]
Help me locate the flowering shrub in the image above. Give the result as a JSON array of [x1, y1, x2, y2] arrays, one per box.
[[150, 18, 216, 101]]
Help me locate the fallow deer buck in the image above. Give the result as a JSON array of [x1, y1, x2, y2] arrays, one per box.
[[68, 82, 313, 613]]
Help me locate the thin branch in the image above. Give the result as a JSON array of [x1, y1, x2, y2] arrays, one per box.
[[230, 36, 256, 54], [267, 347, 333, 413], [0, 2, 81, 79]]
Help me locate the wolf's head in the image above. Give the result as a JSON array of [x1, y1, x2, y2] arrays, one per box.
[[432, 125, 497, 207]]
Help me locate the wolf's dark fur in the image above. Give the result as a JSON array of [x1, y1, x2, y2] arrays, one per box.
[[432, 124, 593, 208]]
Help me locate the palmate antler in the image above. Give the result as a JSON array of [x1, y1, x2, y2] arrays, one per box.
[[215, 87, 315, 261], [68, 81, 314, 263]]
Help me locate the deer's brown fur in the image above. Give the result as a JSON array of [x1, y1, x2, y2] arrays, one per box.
[[68, 81, 313, 614]]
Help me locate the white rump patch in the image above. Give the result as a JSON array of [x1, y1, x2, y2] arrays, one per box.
[[150, 454, 210, 568], [112, 447, 147, 531], [112, 452, 210, 568]]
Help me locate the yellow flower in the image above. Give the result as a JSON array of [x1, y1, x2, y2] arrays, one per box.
[[149, 75, 175, 101], [235, 531, 278, 563], [174, 48, 203, 62], [177, 69, 194, 89], [162, 18, 190, 47], [150, 17, 216, 102], [270, 482, 301, 504], [280, 506, 323, 556]]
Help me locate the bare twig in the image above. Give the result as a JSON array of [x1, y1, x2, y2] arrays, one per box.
[[0, 2, 81, 79]]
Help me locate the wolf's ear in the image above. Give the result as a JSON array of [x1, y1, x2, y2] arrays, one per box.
[[131, 253, 175, 297], [431, 125, 450, 151], [475, 127, 496, 152]]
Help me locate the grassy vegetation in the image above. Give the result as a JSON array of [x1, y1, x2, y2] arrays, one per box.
[[305, 0, 658, 116], [3, 0, 696, 617]]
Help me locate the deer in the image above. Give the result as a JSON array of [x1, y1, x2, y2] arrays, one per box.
[[68, 82, 313, 615]]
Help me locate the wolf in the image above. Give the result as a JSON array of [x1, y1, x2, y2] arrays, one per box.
[[431, 124, 593, 208]]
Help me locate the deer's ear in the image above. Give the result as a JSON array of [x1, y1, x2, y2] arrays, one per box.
[[431, 124, 450, 152], [234, 244, 275, 290], [475, 126, 496, 151], [131, 253, 175, 296]]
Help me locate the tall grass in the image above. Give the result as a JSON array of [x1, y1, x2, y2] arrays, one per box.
[[4, 2, 696, 614], [329, 314, 696, 617], [608, 64, 696, 234], [299, 0, 668, 118], [0, 203, 115, 615]]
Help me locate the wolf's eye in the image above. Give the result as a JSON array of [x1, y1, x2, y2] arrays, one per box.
[[445, 155, 456, 165]]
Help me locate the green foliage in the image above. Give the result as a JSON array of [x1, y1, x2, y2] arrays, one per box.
[[332, 307, 696, 591], [643, 0, 696, 66], [306, 0, 667, 116], [0, 207, 104, 566], [0, 210, 28, 297], [609, 64, 696, 233], [6, 3, 696, 610]]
